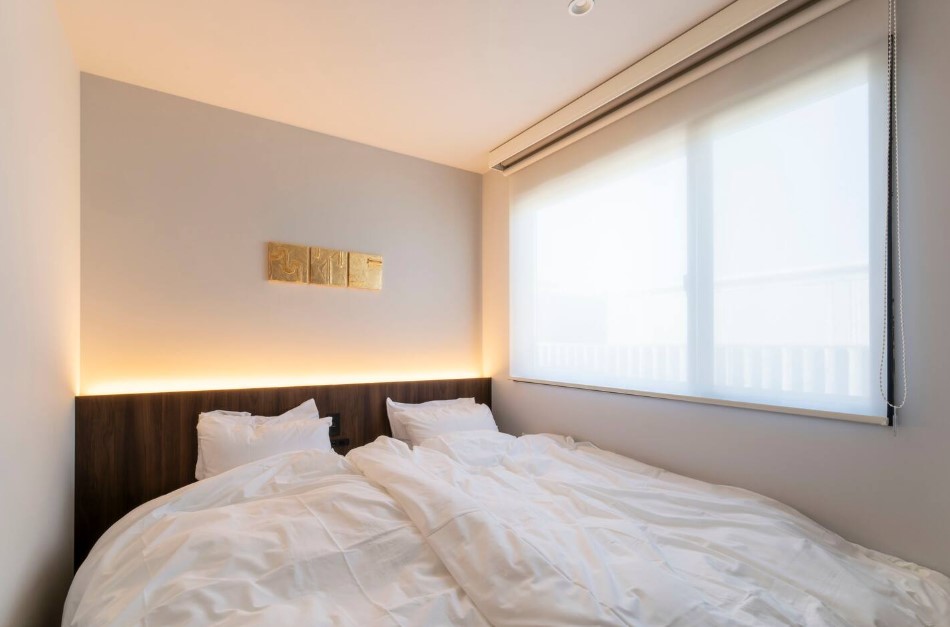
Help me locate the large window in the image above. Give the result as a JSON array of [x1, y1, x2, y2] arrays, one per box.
[[510, 0, 889, 422]]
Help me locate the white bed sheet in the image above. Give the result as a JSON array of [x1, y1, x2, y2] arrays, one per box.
[[348, 432, 950, 627], [63, 450, 487, 627]]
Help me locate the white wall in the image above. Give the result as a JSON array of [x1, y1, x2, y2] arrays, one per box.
[[0, 1, 80, 625], [483, 0, 950, 576], [81, 75, 482, 395]]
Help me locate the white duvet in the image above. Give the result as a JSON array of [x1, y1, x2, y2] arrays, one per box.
[[63, 451, 487, 626], [65, 432, 950, 626]]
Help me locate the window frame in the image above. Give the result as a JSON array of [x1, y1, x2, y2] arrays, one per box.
[[509, 52, 895, 428]]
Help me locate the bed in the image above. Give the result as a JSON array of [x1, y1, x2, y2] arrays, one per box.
[[66, 380, 950, 626]]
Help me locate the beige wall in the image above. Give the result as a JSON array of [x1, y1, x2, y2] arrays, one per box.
[[0, 1, 80, 625], [483, 0, 950, 576], [81, 75, 482, 395]]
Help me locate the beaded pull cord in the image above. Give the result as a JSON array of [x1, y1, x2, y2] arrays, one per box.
[[878, 0, 907, 435]]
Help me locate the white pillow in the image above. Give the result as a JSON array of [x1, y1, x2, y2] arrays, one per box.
[[195, 400, 320, 477], [385, 397, 475, 442], [395, 403, 498, 446], [257, 398, 321, 424], [196, 400, 330, 479], [195, 410, 251, 480]]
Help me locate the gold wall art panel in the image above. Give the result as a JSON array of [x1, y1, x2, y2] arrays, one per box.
[[266, 241, 382, 290], [267, 242, 309, 283], [309, 247, 348, 287], [348, 252, 384, 290]]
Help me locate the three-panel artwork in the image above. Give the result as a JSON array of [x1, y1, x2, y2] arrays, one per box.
[[266, 242, 383, 290]]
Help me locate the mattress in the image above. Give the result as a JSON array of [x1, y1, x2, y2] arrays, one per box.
[[64, 432, 950, 626]]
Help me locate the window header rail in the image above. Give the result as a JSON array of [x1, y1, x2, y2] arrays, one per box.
[[489, 0, 854, 173]]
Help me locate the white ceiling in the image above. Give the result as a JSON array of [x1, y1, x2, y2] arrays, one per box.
[[57, 0, 732, 172]]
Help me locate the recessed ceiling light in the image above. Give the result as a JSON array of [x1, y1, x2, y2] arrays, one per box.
[[568, 0, 595, 16]]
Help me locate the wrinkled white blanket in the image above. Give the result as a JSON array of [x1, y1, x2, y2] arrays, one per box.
[[65, 433, 950, 626], [350, 432, 950, 627], [63, 450, 487, 626]]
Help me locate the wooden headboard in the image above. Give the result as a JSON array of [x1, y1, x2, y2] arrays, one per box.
[[75, 377, 491, 569]]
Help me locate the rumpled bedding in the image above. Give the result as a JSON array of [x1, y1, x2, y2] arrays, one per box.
[[63, 450, 487, 626], [350, 432, 950, 627], [65, 432, 950, 626]]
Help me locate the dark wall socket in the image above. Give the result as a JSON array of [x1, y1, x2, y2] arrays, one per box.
[[326, 412, 342, 438]]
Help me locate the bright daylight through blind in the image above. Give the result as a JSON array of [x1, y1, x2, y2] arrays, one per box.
[[510, 0, 889, 421]]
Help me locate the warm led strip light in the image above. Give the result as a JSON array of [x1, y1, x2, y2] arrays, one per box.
[[82, 370, 483, 396]]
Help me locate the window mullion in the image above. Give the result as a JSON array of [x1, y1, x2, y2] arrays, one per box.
[[686, 125, 715, 397]]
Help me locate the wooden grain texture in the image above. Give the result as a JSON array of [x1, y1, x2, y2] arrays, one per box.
[[74, 377, 491, 570]]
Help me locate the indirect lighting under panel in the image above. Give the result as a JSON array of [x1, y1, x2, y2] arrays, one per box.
[[81, 370, 484, 396]]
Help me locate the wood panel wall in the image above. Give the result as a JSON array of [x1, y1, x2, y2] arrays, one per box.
[[75, 377, 491, 569]]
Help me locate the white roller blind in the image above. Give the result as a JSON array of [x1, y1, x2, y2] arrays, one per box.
[[510, 0, 889, 422]]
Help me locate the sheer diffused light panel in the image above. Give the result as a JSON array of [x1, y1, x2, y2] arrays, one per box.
[[267, 242, 383, 290]]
